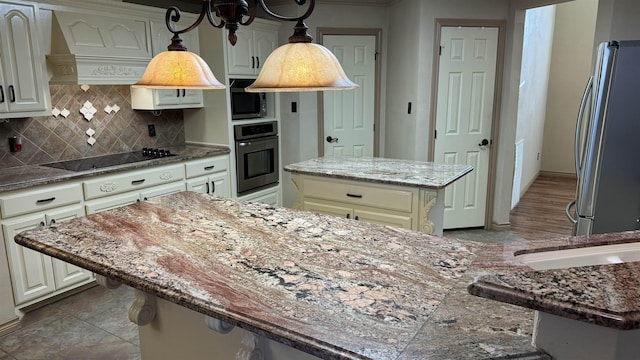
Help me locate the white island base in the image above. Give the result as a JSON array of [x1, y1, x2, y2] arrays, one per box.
[[137, 293, 320, 360], [291, 174, 445, 236], [533, 311, 640, 360]]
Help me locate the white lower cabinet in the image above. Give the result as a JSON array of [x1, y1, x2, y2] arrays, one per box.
[[1, 205, 91, 306], [303, 199, 413, 229], [292, 174, 433, 232], [86, 182, 187, 215], [0, 154, 231, 310], [186, 173, 229, 198], [185, 155, 230, 198], [238, 186, 280, 206]]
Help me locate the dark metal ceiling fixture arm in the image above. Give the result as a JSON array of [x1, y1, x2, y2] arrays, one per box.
[[164, 2, 222, 51], [259, 0, 315, 43]]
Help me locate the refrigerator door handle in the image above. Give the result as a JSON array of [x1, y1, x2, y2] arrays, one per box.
[[565, 199, 578, 224], [575, 76, 594, 177]]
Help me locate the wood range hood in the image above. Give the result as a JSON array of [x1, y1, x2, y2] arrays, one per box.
[[47, 11, 152, 85]]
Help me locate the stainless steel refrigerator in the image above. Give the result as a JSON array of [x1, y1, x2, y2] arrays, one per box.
[[566, 40, 640, 236]]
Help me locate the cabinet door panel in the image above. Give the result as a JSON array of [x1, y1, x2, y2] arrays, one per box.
[[85, 192, 140, 215], [210, 172, 230, 198], [303, 201, 352, 220], [140, 182, 186, 201], [2, 214, 54, 305], [46, 207, 92, 290], [353, 209, 413, 230], [253, 29, 277, 71], [227, 27, 254, 75], [186, 176, 209, 194], [0, 4, 47, 113]]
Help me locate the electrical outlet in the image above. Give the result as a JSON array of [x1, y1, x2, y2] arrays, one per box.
[[148, 124, 156, 137]]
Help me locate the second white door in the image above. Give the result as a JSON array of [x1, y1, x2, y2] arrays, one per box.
[[434, 26, 499, 229], [322, 35, 376, 157]]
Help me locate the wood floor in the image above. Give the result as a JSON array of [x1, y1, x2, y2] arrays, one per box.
[[509, 173, 577, 241]]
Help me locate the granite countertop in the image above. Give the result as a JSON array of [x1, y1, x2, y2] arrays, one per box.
[[0, 145, 230, 192], [469, 231, 640, 330], [15, 191, 551, 360], [284, 156, 473, 189]]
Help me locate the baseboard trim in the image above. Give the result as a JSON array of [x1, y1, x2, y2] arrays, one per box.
[[538, 171, 577, 180], [0, 318, 20, 337], [491, 222, 511, 231]]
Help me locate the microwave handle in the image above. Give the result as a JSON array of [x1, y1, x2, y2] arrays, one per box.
[[238, 142, 251, 147]]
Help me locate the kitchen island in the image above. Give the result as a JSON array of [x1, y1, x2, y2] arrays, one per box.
[[284, 156, 473, 236], [15, 191, 549, 359]]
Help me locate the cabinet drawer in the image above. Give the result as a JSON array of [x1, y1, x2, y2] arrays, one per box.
[[303, 178, 415, 213], [84, 164, 184, 200], [185, 156, 228, 178], [0, 183, 83, 218]]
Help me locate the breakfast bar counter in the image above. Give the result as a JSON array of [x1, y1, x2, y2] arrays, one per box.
[[285, 157, 473, 236], [15, 191, 549, 360]]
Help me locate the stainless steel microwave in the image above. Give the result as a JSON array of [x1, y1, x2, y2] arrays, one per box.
[[230, 79, 267, 120]]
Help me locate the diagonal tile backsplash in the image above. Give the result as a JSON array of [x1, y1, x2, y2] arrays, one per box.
[[0, 85, 184, 168]]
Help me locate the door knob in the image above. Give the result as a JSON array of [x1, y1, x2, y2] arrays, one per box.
[[326, 136, 339, 143], [478, 139, 490, 147]]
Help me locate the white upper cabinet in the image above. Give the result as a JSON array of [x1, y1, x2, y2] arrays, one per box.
[[227, 27, 278, 76], [130, 18, 204, 110], [0, 1, 50, 118]]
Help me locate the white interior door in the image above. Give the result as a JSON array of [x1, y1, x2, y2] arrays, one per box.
[[322, 35, 375, 157], [434, 26, 499, 229]]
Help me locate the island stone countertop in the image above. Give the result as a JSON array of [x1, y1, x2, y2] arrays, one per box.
[[15, 191, 553, 360], [0, 144, 230, 192], [469, 231, 640, 330], [284, 156, 473, 189]]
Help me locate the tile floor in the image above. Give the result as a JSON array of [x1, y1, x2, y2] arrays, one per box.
[[0, 285, 139, 360], [0, 228, 519, 360]]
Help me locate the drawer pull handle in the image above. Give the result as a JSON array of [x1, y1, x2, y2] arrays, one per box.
[[131, 179, 146, 185], [36, 197, 56, 204], [204, 165, 215, 171], [346, 193, 363, 199]]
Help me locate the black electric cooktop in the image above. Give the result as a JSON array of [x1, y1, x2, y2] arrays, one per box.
[[41, 148, 176, 172]]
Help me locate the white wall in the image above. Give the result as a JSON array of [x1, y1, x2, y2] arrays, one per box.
[[515, 5, 555, 195], [274, 3, 390, 207], [541, 0, 598, 175], [595, 0, 640, 44], [385, 0, 512, 161]]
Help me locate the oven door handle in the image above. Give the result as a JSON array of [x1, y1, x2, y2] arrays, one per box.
[[238, 142, 251, 147]]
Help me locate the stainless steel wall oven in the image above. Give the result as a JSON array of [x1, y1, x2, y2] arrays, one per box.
[[234, 121, 279, 196]]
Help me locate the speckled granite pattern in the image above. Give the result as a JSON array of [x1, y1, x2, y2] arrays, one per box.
[[284, 156, 473, 189], [0, 145, 229, 192], [16, 191, 487, 360], [469, 231, 640, 330]]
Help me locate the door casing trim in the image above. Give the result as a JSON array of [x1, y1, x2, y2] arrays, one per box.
[[316, 28, 383, 157], [429, 19, 507, 229]]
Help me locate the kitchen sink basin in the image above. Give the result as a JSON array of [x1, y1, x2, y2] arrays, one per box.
[[515, 242, 640, 270]]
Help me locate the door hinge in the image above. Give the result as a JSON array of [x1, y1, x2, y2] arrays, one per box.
[[434, 129, 437, 139], [373, 123, 375, 132], [439, 46, 442, 56], [374, 51, 379, 61]]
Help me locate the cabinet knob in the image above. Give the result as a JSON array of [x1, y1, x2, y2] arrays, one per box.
[[346, 213, 350, 219]]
